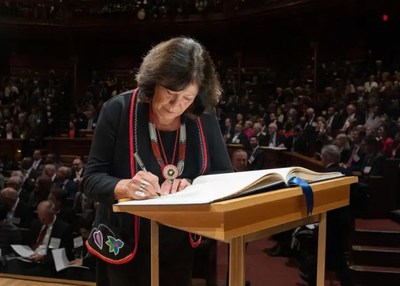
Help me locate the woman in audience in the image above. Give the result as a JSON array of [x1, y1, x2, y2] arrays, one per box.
[[377, 123, 394, 157], [67, 120, 80, 138], [334, 133, 352, 164]]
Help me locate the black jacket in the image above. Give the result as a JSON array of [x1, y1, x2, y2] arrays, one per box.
[[83, 90, 233, 256]]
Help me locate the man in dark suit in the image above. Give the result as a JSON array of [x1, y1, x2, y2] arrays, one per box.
[[339, 103, 363, 134], [265, 122, 286, 148], [0, 122, 18, 139], [221, 117, 235, 143], [325, 106, 342, 137], [359, 135, 386, 179], [247, 136, 265, 170], [71, 157, 85, 185], [21, 157, 40, 193], [345, 127, 366, 171], [0, 187, 33, 229], [32, 149, 45, 173], [26, 200, 74, 264], [55, 166, 78, 198], [0, 201, 22, 256], [229, 123, 249, 148], [80, 110, 97, 130], [6, 175, 31, 206], [5, 200, 74, 277], [284, 125, 308, 153], [253, 122, 267, 146]]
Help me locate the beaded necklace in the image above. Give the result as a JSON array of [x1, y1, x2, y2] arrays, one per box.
[[148, 105, 186, 182]]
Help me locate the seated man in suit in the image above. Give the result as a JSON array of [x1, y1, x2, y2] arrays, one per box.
[[231, 149, 248, 172], [8, 172, 31, 204], [344, 126, 366, 171], [55, 166, 78, 198], [48, 187, 76, 227], [265, 122, 286, 148], [71, 157, 85, 185], [0, 187, 32, 228], [229, 123, 250, 148], [4, 200, 74, 277], [0, 201, 22, 257], [247, 136, 265, 170], [27, 200, 74, 264], [284, 125, 308, 153], [20, 157, 40, 193], [359, 135, 386, 179], [31, 149, 45, 173]]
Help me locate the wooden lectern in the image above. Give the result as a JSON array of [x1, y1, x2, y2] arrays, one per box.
[[113, 176, 357, 286]]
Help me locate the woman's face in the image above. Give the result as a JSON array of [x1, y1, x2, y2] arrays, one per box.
[[152, 83, 198, 122]]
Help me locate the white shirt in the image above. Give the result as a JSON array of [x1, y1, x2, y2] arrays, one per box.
[[35, 216, 56, 256]]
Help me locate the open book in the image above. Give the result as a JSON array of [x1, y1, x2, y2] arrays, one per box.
[[116, 166, 344, 206]]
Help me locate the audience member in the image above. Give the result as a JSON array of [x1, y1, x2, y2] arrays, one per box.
[[344, 127, 366, 171], [229, 123, 249, 147], [247, 136, 265, 170], [20, 157, 39, 193], [265, 122, 286, 148], [231, 149, 248, 172], [55, 166, 77, 198], [27, 200, 74, 264], [48, 187, 75, 226], [71, 157, 85, 184], [377, 123, 394, 157], [334, 133, 351, 164], [0, 201, 22, 256], [32, 149, 45, 172], [0, 187, 32, 228], [359, 135, 386, 178], [28, 175, 52, 212]]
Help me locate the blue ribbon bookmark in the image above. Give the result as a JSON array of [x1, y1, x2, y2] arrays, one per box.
[[288, 176, 314, 216]]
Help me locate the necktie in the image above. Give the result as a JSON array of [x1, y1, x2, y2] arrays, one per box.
[[33, 225, 48, 250]]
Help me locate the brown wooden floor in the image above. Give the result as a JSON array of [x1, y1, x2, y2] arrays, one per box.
[[0, 274, 94, 286], [0, 278, 82, 286]]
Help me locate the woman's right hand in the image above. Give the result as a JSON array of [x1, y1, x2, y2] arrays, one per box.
[[114, 171, 161, 200]]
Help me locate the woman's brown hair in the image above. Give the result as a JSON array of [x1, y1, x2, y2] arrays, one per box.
[[136, 37, 221, 115]]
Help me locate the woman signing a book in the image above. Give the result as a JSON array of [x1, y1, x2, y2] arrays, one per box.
[[82, 37, 233, 286]]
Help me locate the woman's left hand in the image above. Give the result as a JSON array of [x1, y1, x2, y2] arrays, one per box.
[[160, 178, 191, 195]]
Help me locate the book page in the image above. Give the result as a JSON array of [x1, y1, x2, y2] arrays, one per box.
[[10, 245, 34, 258], [285, 166, 344, 183], [52, 248, 89, 272], [118, 169, 286, 206]]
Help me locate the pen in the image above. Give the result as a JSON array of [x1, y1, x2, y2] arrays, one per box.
[[134, 152, 147, 172], [133, 152, 160, 197]]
